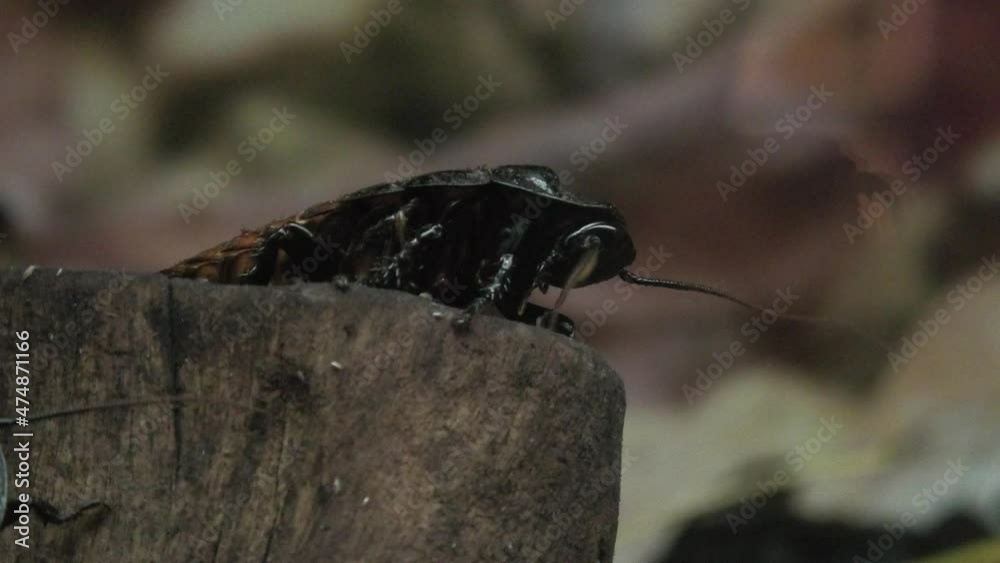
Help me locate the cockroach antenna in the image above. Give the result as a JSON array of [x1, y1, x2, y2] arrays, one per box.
[[620, 270, 778, 312], [618, 270, 891, 351]]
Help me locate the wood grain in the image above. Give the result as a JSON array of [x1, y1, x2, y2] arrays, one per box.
[[0, 268, 625, 562]]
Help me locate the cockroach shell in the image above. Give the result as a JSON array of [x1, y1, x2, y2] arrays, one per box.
[[347, 166, 637, 285], [162, 217, 316, 284], [163, 165, 637, 288], [350, 166, 613, 211]]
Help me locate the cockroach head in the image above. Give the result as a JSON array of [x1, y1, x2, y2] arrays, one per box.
[[552, 208, 636, 287]]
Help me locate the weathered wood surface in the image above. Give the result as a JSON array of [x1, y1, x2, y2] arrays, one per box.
[[0, 268, 625, 562]]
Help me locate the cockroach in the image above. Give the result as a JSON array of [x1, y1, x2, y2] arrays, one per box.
[[162, 164, 826, 336]]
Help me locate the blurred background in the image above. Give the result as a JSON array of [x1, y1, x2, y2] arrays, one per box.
[[3, 0, 1000, 561]]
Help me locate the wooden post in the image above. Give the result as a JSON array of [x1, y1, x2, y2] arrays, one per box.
[[0, 268, 625, 562]]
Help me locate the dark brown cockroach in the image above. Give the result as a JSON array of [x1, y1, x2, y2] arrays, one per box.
[[162, 165, 804, 336]]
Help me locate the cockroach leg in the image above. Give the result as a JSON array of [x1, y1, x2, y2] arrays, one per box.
[[371, 223, 443, 289], [398, 224, 443, 270], [517, 303, 576, 337], [242, 223, 317, 284], [544, 235, 602, 330], [353, 215, 397, 257], [333, 275, 351, 291], [534, 243, 565, 293], [453, 254, 516, 331], [353, 198, 422, 257]]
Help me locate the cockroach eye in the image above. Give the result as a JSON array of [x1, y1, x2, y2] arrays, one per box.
[[565, 222, 621, 245], [558, 221, 634, 285]]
